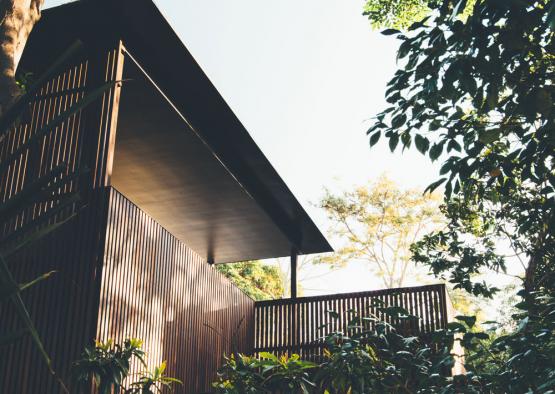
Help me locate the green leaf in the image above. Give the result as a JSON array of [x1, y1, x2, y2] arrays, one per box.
[[414, 134, 430, 154], [259, 352, 279, 361], [389, 133, 400, 152], [478, 129, 501, 144], [447, 322, 467, 333], [447, 140, 461, 152], [381, 28, 401, 36], [429, 143, 443, 161], [19, 271, 57, 292], [391, 114, 407, 129], [397, 40, 412, 61], [327, 310, 339, 319], [455, 315, 476, 328], [369, 131, 381, 147], [429, 120, 441, 131], [424, 178, 446, 194]]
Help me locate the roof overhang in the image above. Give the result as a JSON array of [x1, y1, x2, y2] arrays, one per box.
[[21, 0, 333, 263]]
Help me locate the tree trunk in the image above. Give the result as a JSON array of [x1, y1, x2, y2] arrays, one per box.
[[0, 0, 43, 115]]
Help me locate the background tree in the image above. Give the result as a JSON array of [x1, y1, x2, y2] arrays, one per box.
[[216, 261, 284, 301], [319, 175, 443, 289], [363, 0, 474, 29], [363, 0, 433, 29]]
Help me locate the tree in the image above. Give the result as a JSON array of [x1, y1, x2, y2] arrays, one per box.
[[363, 0, 433, 29], [216, 261, 284, 301], [367, 0, 555, 296], [366, 0, 555, 390], [0, 0, 44, 114], [363, 0, 476, 29], [319, 175, 443, 289]]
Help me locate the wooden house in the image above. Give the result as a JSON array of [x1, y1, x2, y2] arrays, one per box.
[[0, 1, 452, 392]]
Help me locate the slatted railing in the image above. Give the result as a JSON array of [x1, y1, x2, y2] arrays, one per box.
[[254, 284, 451, 359]]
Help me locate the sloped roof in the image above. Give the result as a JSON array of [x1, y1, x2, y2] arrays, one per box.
[[22, 0, 332, 263]]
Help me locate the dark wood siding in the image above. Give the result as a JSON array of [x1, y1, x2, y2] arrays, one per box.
[[253, 284, 451, 360], [1, 42, 256, 393], [97, 188, 254, 393], [0, 58, 89, 239], [0, 190, 110, 393], [0, 45, 111, 393]]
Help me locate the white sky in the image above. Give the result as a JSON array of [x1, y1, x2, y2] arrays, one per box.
[[45, 0, 444, 295]]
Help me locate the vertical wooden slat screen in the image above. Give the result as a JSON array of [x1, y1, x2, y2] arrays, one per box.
[[0, 58, 89, 239], [96, 188, 254, 394], [253, 284, 451, 360], [0, 44, 128, 393], [0, 190, 110, 393]]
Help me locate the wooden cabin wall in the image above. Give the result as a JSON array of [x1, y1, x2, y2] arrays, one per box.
[[97, 188, 255, 394], [0, 48, 103, 393], [0, 41, 123, 238], [1, 40, 255, 393], [0, 190, 110, 393]]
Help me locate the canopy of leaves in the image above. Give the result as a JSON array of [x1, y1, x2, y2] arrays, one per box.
[[364, 0, 435, 29], [364, 0, 474, 29], [367, 0, 555, 296], [366, 0, 555, 391], [319, 175, 443, 288], [216, 261, 284, 301]]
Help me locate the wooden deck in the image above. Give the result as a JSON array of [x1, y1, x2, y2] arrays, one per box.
[[253, 284, 452, 359]]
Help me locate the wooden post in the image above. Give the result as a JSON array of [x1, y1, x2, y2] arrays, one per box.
[[290, 249, 298, 299]]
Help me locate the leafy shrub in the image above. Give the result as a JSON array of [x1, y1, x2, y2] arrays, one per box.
[[213, 352, 317, 394], [214, 308, 478, 394], [71, 338, 182, 394], [71, 338, 146, 394], [214, 290, 555, 393], [126, 361, 183, 394]]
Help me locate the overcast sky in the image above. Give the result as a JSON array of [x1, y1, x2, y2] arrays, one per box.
[[44, 0, 443, 294]]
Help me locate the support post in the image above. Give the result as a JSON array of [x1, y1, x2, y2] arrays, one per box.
[[290, 249, 298, 299]]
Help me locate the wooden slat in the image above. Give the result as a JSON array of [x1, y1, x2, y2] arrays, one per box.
[[0, 43, 256, 393], [0, 190, 109, 393], [254, 284, 451, 360], [96, 188, 254, 394]]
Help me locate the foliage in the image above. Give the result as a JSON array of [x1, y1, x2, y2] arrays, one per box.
[[319, 175, 443, 288], [126, 361, 182, 394], [364, 0, 434, 29], [367, 0, 555, 297], [213, 308, 481, 393], [363, 0, 474, 29], [213, 300, 555, 392], [470, 288, 555, 392], [212, 352, 317, 394], [318, 321, 462, 393], [216, 260, 284, 300], [71, 338, 146, 394], [365, 0, 555, 391]]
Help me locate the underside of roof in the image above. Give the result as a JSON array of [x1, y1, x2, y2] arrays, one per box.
[[20, 0, 333, 263]]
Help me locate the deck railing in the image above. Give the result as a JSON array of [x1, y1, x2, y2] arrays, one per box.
[[253, 284, 452, 359]]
